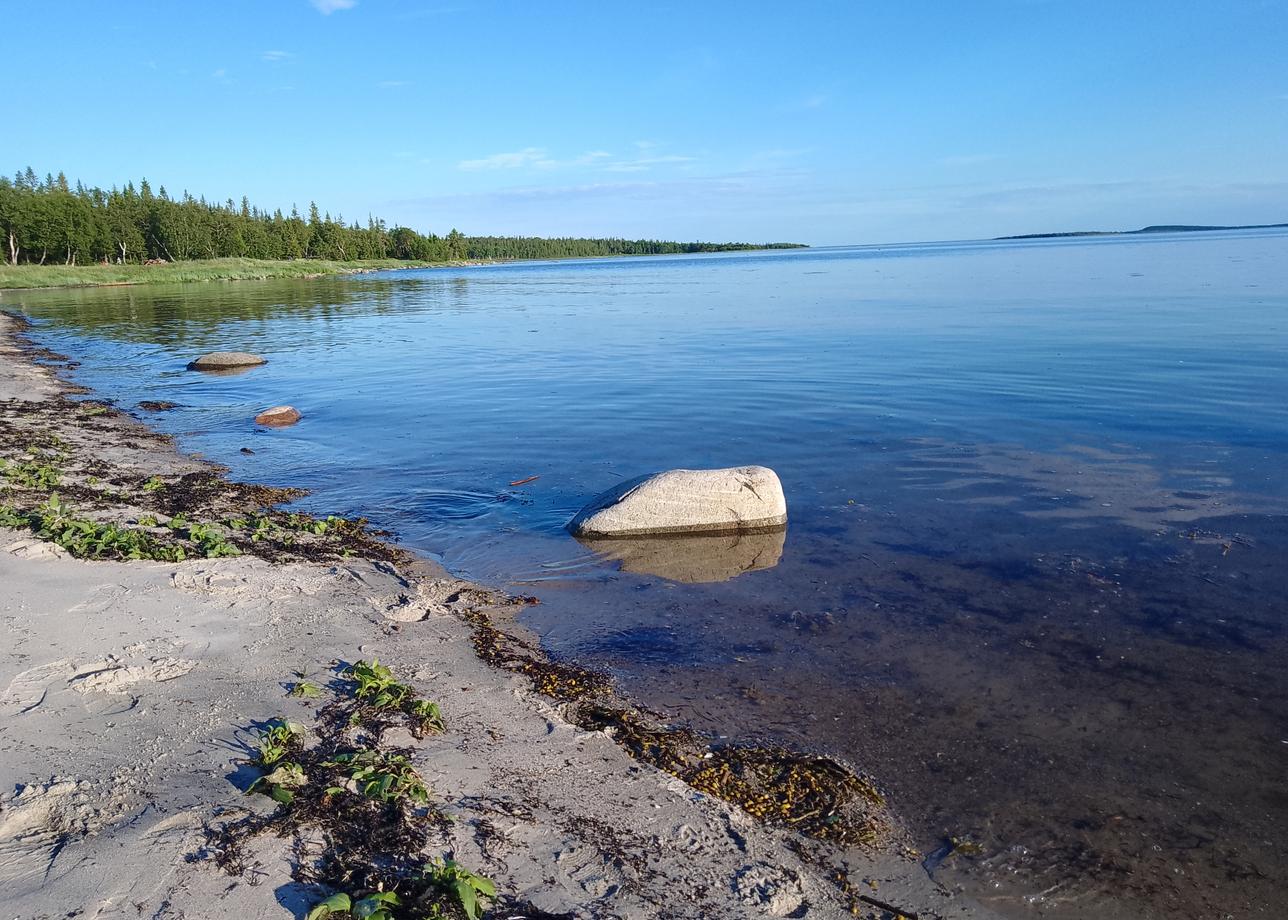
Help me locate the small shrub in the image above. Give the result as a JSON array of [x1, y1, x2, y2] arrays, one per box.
[[306, 891, 401, 920], [290, 680, 323, 699], [419, 858, 496, 920], [247, 760, 307, 804], [254, 719, 305, 767], [325, 749, 430, 806]]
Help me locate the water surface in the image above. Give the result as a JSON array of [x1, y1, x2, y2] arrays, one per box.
[[6, 230, 1288, 919]]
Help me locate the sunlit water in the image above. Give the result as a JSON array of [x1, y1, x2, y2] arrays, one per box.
[[6, 230, 1288, 919]]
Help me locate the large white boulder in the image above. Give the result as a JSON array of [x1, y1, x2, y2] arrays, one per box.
[[568, 466, 787, 537]]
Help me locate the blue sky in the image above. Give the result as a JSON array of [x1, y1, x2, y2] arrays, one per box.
[[8, 0, 1288, 244]]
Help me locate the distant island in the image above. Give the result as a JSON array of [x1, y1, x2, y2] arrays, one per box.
[[997, 222, 1288, 241]]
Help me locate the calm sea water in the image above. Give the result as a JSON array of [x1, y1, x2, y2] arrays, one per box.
[[6, 230, 1288, 919]]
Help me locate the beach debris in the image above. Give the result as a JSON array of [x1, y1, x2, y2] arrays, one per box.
[[568, 466, 787, 537], [462, 606, 893, 847], [186, 351, 266, 371], [254, 405, 301, 427], [508, 475, 540, 486], [211, 662, 500, 920]]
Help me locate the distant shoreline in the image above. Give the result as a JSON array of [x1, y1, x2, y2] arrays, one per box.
[[0, 246, 809, 292], [996, 221, 1288, 241]]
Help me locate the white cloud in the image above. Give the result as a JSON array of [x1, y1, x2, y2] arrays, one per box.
[[211, 68, 227, 79], [262, 50, 293, 62], [458, 148, 550, 171], [310, 0, 356, 14], [457, 146, 697, 174], [603, 154, 696, 173]]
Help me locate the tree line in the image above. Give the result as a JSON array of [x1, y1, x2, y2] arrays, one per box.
[[0, 168, 803, 267]]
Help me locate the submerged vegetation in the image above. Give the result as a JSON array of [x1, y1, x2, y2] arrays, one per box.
[[463, 608, 893, 847], [0, 167, 804, 289]]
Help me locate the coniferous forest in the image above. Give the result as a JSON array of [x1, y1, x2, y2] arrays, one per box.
[[0, 168, 803, 267]]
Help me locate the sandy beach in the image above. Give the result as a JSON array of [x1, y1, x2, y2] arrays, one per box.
[[0, 311, 993, 919]]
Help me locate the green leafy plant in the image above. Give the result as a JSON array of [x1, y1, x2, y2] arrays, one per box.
[[306, 891, 402, 920], [406, 698, 445, 734], [254, 718, 305, 767], [348, 659, 414, 709], [346, 659, 446, 735], [290, 679, 323, 699], [30, 495, 187, 561], [142, 475, 165, 492], [325, 749, 430, 806], [419, 858, 496, 920], [1, 456, 62, 489], [247, 760, 307, 804], [187, 522, 241, 558], [0, 505, 28, 528]]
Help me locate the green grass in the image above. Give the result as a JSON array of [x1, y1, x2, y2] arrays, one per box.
[[0, 257, 441, 290]]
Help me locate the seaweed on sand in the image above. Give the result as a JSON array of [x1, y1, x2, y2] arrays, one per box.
[[461, 607, 895, 848], [573, 704, 889, 847], [209, 666, 494, 920]]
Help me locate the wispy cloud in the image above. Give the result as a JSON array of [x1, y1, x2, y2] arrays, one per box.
[[211, 68, 229, 82], [310, 0, 356, 14], [459, 148, 550, 171], [457, 145, 697, 174], [939, 153, 1002, 167], [602, 154, 696, 173], [262, 50, 293, 62], [802, 93, 827, 109]]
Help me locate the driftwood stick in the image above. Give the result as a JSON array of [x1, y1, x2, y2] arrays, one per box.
[[857, 893, 921, 919]]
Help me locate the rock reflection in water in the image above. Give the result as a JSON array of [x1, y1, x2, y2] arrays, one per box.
[[576, 528, 785, 583]]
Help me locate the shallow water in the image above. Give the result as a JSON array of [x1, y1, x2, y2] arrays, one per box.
[[6, 230, 1288, 919]]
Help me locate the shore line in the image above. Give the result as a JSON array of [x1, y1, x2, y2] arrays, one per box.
[[0, 311, 990, 919]]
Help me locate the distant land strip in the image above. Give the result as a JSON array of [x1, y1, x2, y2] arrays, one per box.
[[997, 222, 1288, 241], [0, 167, 804, 273]]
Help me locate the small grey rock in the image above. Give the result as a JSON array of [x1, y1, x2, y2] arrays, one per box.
[[187, 351, 267, 371]]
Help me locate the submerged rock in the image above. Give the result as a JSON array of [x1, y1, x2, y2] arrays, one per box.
[[254, 405, 301, 427], [576, 528, 785, 583], [187, 351, 266, 371], [568, 466, 787, 537]]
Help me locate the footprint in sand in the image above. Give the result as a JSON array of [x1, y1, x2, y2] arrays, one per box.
[[733, 863, 805, 916], [0, 779, 116, 888], [68, 657, 197, 694], [1, 659, 76, 713]]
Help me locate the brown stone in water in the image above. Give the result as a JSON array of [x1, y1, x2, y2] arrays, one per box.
[[254, 405, 300, 427]]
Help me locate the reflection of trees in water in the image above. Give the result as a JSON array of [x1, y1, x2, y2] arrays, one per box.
[[5, 274, 492, 348]]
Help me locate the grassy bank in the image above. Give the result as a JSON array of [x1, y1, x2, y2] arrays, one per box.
[[0, 257, 439, 290]]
